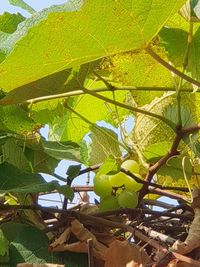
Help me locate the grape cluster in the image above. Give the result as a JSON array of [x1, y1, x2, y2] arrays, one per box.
[[94, 160, 142, 211]]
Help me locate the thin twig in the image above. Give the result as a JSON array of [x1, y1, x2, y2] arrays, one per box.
[[23, 86, 200, 105]]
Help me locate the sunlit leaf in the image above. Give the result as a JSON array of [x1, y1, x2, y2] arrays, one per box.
[[42, 140, 81, 162], [0, 0, 185, 92], [143, 141, 171, 162], [158, 156, 192, 180], [89, 125, 122, 165]]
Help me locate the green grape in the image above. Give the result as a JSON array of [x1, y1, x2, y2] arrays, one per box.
[[121, 160, 139, 174], [118, 190, 138, 208], [99, 195, 119, 211], [109, 160, 143, 192], [94, 175, 112, 197]]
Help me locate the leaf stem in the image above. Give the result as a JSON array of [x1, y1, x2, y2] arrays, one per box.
[[23, 86, 200, 105]]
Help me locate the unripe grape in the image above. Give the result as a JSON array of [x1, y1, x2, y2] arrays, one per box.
[[94, 175, 112, 197], [99, 195, 119, 211], [109, 160, 142, 192], [118, 190, 138, 208], [121, 160, 139, 173]]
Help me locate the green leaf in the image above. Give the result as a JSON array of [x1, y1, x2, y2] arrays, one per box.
[[42, 140, 81, 162], [48, 88, 129, 143], [2, 60, 99, 105], [143, 141, 171, 162], [188, 27, 200, 83], [158, 156, 192, 180], [159, 24, 200, 94], [57, 185, 74, 201], [164, 104, 196, 127], [8, 0, 36, 14], [0, 12, 25, 33], [66, 164, 82, 181], [1, 222, 87, 267], [0, 229, 8, 256], [0, 162, 59, 195], [1, 139, 30, 171], [89, 125, 122, 165], [24, 146, 59, 174], [159, 27, 188, 68], [110, 49, 174, 105], [133, 92, 196, 152], [0, 105, 38, 135], [96, 155, 120, 177], [0, 0, 185, 92]]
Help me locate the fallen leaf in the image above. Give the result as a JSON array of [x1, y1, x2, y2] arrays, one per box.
[[79, 203, 99, 215], [71, 219, 107, 259], [50, 227, 71, 248], [104, 240, 151, 267], [49, 219, 108, 260]]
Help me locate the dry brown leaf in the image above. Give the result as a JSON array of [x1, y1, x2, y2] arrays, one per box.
[[104, 240, 151, 267], [50, 239, 105, 259], [49, 219, 108, 260], [172, 188, 200, 254], [50, 241, 88, 253], [50, 227, 71, 248], [91, 231, 123, 246], [168, 258, 196, 267], [79, 203, 99, 215], [17, 264, 64, 267], [71, 219, 108, 259]]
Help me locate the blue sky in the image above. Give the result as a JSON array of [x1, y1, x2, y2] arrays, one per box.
[[0, 0, 67, 16]]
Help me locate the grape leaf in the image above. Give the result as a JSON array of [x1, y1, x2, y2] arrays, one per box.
[[110, 49, 174, 106], [66, 164, 82, 181], [143, 141, 171, 162], [96, 155, 120, 177], [42, 140, 81, 162], [0, 162, 61, 195], [0, 12, 25, 34], [133, 92, 196, 151], [1, 139, 30, 171], [57, 185, 74, 201], [0, 105, 38, 135], [1, 222, 87, 267], [158, 156, 192, 180], [0, 0, 185, 93], [89, 125, 122, 166], [0, 229, 8, 256], [47, 89, 128, 143], [2, 60, 99, 105]]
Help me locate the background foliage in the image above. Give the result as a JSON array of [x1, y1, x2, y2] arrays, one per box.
[[1, 0, 200, 266]]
